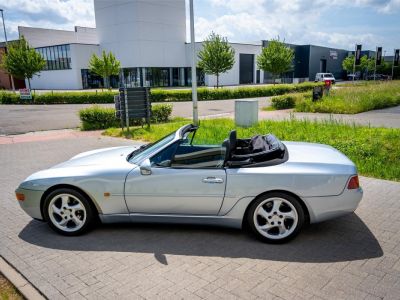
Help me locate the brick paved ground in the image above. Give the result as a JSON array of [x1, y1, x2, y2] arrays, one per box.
[[1, 135, 400, 299]]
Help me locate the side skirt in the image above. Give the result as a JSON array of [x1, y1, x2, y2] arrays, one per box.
[[99, 213, 242, 229]]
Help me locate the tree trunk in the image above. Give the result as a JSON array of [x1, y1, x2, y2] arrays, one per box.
[[27, 78, 31, 90], [216, 73, 219, 89]]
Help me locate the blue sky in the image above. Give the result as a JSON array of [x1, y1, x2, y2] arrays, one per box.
[[1, 0, 399, 52]]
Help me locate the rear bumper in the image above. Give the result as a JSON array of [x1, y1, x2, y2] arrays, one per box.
[[303, 187, 363, 223], [15, 188, 44, 220]]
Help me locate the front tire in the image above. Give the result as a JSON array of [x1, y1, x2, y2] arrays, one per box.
[[246, 192, 304, 243], [43, 188, 95, 236]]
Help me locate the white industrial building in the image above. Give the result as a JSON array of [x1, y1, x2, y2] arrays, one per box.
[[20, 0, 347, 90], [20, 0, 266, 90]]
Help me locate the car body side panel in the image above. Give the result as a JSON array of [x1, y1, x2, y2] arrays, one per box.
[[18, 165, 135, 216], [125, 167, 226, 215], [220, 163, 353, 215]]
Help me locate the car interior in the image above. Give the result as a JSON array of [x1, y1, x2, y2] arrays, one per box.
[[150, 127, 287, 169]]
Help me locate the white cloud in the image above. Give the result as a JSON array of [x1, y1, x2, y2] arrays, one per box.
[[194, 0, 397, 50], [2, 0, 95, 39]]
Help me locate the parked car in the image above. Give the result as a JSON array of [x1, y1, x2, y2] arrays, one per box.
[[315, 73, 336, 84], [367, 74, 389, 81], [347, 74, 360, 81], [15, 124, 363, 243]]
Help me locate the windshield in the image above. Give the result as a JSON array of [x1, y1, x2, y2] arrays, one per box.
[[128, 132, 176, 164], [324, 73, 334, 77]]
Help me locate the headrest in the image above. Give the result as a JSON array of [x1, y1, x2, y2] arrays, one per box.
[[229, 130, 237, 151]]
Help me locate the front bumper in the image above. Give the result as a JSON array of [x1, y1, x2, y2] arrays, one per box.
[[15, 187, 45, 220], [303, 187, 363, 223]]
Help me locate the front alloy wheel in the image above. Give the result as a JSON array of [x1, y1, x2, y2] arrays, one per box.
[[43, 188, 94, 236], [247, 192, 304, 243]]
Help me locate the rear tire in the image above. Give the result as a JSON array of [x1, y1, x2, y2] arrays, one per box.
[[246, 192, 304, 243], [43, 188, 95, 236]]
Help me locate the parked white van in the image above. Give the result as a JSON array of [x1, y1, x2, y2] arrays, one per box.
[[315, 73, 336, 84]]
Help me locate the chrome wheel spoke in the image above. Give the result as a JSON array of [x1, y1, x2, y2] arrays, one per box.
[[278, 224, 287, 235], [257, 207, 270, 220], [58, 218, 69, 227], [259, 223, 274, 231], [281, 210, 296, 220], [51, 204, 63, 217], [272, 199, 282, 213], [71, 215, 83, 226], [69, 202, 83, 212], [61, 195, 69, 207]]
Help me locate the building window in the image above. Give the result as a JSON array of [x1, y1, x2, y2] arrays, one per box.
[[36, 44, 72, 71]]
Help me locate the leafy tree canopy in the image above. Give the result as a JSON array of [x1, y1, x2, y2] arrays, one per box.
[[197, 32, 235, 88], [89, 50, 121, 88], [257, 38, 294, 81], [1, 36, 45, 89]]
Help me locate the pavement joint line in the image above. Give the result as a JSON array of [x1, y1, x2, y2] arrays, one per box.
[[0, 256, 46, 300]]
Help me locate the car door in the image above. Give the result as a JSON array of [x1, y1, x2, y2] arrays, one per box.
[[124, 141, 227, 215]]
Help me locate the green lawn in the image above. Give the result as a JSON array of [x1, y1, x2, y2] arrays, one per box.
[[0, 273, 22, 300], [104, 118, 400, 181], [295, 81, 400, 114]]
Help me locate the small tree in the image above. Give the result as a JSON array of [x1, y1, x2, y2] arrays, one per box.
[[1, 36, 45, 90], [89, 50, 121, 89], [197, 32, 235, 88], [342, 55, 375, 78], [257, 38, 294, 84], [342, 55, 355, 73]]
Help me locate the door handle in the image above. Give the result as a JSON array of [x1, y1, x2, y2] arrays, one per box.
[[202, 177, 224, 184]]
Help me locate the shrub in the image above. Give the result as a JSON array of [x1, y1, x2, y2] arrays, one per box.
[[151, 103, 172, 123], [79, 105, 119, 131], [271, 95, 296, 109], [79, 103, 173, 130]]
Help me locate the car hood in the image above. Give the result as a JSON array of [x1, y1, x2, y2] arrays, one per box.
[[284, 141, 355, 167], [52, 146, 138, 169]]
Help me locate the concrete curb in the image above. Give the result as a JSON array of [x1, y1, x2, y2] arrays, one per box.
[[0, 256, 46, 300]]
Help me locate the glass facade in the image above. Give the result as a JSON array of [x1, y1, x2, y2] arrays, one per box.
[[81, 69, 119, 89], [36, 44, 71, 71], [81, 67, 205, 89]]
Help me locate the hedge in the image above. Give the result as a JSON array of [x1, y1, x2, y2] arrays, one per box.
[[151, 82, 322, 102], [79, 103, 173, 131], [271, 93, 310, 110], [0, 91, 117, 104], [1, 82, 322, 104]]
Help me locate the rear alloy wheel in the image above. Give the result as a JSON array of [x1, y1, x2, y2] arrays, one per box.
[[43, 188, 94, 236], [247, 192, 304, 243]]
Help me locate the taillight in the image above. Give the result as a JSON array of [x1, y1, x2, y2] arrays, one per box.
[[347, 175, 360, 189], [15, 192, 25, 201]]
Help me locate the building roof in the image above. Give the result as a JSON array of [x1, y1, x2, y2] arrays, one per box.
[[18, 26, 98, 48]]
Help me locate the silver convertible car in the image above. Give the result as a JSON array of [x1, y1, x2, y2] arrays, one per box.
[[16, 124, 363, 243]]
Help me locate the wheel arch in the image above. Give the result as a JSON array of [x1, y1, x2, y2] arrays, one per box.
[[40, 184, 102, 219], [242, 190, 311, 228]]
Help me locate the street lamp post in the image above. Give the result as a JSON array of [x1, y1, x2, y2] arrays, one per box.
[[0, 9, 15, 92], [189, 0, 198, 126]]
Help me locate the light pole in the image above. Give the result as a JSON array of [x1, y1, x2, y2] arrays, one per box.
[[189, 0, 198, 126], [0, 9, 15, 92]]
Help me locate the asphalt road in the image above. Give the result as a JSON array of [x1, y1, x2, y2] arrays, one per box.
[[1, 100, 400, 135], [0, 98, 269, 135]]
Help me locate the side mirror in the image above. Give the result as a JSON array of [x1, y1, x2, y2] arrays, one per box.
[[140, 159, 152, 175]]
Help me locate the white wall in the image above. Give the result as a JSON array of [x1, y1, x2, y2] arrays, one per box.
[[94, 0, 187, 68], [29, 44, 100, 90], [186, 42, 263, 87]]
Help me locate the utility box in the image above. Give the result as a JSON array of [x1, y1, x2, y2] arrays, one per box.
[[235, 99, 258, 127]]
